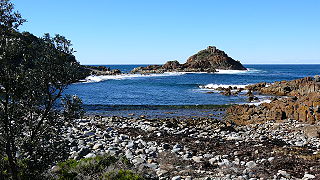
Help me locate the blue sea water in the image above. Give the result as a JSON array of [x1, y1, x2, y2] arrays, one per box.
[[65, 64, 320, 114]]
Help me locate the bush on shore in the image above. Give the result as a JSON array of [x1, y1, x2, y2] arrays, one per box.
[[50, 155, 143, 180]]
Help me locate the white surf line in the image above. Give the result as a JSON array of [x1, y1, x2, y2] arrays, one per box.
[[83, 72, 186, 83]]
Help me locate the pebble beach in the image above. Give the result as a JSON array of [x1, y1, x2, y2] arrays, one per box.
[[57, 114, 320, 179]]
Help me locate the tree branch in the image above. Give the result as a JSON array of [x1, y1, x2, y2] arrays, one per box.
[[30, 85, 64, 142]]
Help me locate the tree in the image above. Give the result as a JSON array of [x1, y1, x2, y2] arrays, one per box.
[[0, 0, 26, 30], [0, 0, 88, 179], [62, 95, 85, 120]]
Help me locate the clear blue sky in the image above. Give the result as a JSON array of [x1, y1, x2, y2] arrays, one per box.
[[13, 0, 320, 64]]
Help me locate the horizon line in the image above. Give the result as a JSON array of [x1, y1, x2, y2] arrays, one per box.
[[81, 63, 320, 65]]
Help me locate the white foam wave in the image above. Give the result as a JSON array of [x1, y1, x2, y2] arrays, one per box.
[[247, 99, 272, 106], [199, 84, 248, 90], [215, 69, 248, 74], [84, 72, 185, 83], [215, 68, 262, 74], [179, 72, 209, 74]]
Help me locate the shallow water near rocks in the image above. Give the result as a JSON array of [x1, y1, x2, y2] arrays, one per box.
[[83, 104, 227, 119]]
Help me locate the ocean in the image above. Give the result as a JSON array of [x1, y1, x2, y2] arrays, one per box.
[[65, 64, 320, 117]]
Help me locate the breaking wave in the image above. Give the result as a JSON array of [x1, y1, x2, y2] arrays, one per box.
[[247, 99, 272, 106], [215, 68, 263, 74], [199, 84, 249, 90], [82, 72, 186, 83]]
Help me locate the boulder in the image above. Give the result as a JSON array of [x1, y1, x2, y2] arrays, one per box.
[[110, 69, 121, 74], [221, 88, 232, 96], [78, 147, 90, 158], [246, 82, 267, 91], [162, 60, 181, 69]]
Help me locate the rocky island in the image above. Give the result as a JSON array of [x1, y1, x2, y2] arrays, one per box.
[[82, 65, 122, 76], [131, 46, 247, 74]]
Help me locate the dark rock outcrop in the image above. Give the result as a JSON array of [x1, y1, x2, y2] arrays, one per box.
[[227, 93, 320, 125], [131, 46, 246, 74], [82, 65, 122, 76], [184, 46, 246, 71], [245, 77, 320, 96], [162, 60, 182, 69], [227, 77, 320, 125]]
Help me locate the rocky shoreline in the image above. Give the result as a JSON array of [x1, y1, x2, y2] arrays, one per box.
[[226, 76, 320, 125], [198, 75, 320, 125], [60, 75, 320, 179], [54, 113, 319, 179]]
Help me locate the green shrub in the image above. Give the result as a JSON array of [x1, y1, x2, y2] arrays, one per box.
[[75, 155, 118, 175], [56, 159, 79, 180], [54, 155, 142, 180], [101, 169, 143, 180], [62, 95, 85, 120]]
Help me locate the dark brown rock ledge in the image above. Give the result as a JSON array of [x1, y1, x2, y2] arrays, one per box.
[[227, 76, 320, 125]]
